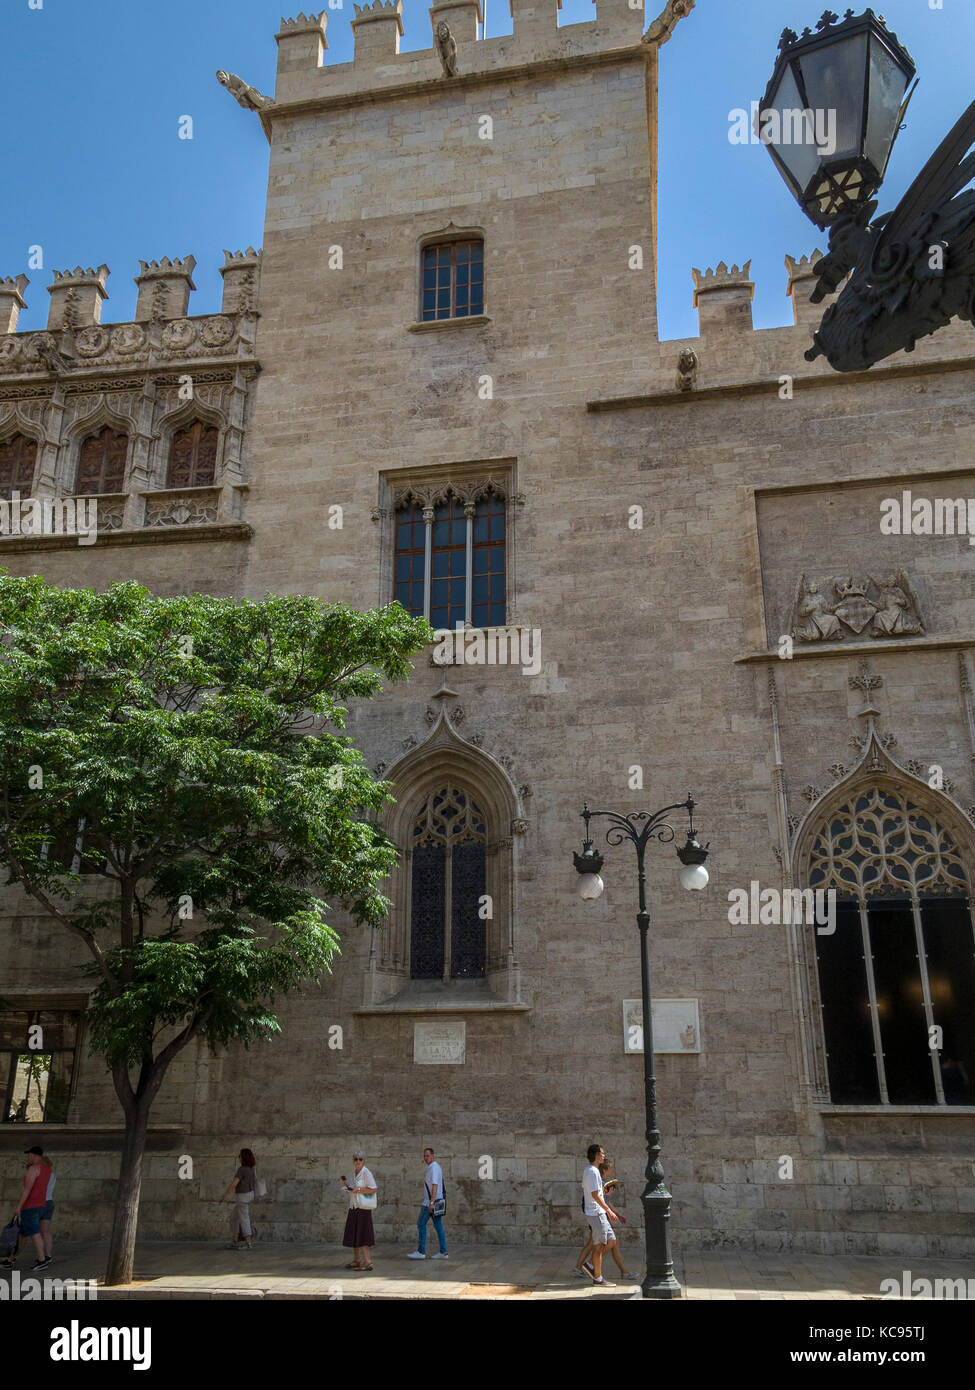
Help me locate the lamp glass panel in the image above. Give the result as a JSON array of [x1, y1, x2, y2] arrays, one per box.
[[796, 32, 868, 162], [864, 36, 912, 175], [766, 62, 821, 194]]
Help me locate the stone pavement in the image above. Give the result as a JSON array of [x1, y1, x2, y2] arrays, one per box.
[[3, 1240, 967, 1300]]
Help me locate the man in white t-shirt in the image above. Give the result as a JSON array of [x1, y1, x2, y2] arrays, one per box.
[[581, 1143, 619, 1285], [406, 1146, 447, 1260]]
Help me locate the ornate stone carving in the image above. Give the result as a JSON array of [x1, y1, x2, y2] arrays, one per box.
[[519, 784, 533, 801], [905, 759, 955, 794], [827, 763, 847, 781], [787, 813, 803, 838], [94, 498, 126, 531], [802, 784, 822, 803], [392, 475, 509, 510], [850, 730, 897, 754], [498, 754, 514, 771], [435, 21, 457, 76], [791, 571, 925, 642], [511, 818, 528, 835], [110, 324, 147, 355], [216, 70, 274, 111], [0, 338, 21, 366], [374, 762, 387, 778], [809, 786, 969, 897], [162, 319, 197, 352], [200, 316, 235, 348], [468, 733, 483, 747], [143, 489, 220, 528], [448, 706, 465, 726], [401, 734, 418, 752], [676, 347, 699, 392], [644, 0, 696, 47], [74, 326, 110, 358], [849, 661, 883, 694]]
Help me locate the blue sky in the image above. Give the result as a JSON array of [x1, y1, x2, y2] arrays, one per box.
[[2, 0, 973, 339]]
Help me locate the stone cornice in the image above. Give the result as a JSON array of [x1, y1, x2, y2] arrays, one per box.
[[0, 522, 251, 553], [587, 351, 975, 413], [736, 636, 975, 667]]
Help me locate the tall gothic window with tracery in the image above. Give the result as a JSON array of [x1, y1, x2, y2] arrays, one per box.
[[76, 427, 127, 495], [0, 435, 37, 501], [410, 786, 487, 980], [808, 786, 975, 1106], [394, 489, 506, 629]]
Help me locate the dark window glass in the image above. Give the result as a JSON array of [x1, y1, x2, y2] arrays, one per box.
[[471, 494, 505, 627], [451, 839, 486, 979], [410, 845, 446, 980], [921, 897, 975, 1104], [76, 427, 127, 495], [167, 421, 218, 488], [815, 899, 881, 1103], [430, 497, 467, 631], [410, 789, 487, 980], [420, 240, 485, 321], [393, 503, 427, 617], [869, 899, 937, 1104], [0, 435, 37, 502]]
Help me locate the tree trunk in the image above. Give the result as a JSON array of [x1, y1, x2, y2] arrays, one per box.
[[104, 1101, 151, 1286]]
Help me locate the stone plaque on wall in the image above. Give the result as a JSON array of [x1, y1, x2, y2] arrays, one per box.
[[623, 999, 700, 1054], [413, 1020, 466, 1065]]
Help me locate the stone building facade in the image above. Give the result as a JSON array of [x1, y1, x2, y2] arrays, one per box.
[[2, 0, 975, 1260]]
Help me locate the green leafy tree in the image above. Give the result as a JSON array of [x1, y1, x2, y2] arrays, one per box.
[[0, 575, 430, 1284]]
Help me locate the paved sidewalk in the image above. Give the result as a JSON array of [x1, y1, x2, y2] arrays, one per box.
[[2, 1240, 966, 1300]]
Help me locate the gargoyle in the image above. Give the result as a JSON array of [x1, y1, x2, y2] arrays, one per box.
[[643, 0, 695, 47], [216, 70, 274, 112], [435, 22, 457, 78]]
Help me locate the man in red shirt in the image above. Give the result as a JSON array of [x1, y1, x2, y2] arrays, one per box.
[[12, 1145, 53, 1270]]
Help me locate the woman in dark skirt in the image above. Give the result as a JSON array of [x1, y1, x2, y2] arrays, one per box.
[[341, 1151, 377, 1270]]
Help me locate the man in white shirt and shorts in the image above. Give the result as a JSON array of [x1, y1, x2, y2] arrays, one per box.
[[582, 1143, 619, 1285]]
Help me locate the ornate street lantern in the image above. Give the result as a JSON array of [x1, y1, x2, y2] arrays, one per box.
[[760, 8, 916, 229], [759, 10, 975, 373]]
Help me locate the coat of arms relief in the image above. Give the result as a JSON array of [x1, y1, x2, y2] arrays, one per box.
[[789, 570, 925, 643]]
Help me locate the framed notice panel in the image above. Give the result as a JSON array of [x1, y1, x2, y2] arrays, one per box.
[[622, 999, 700, 1055], [413, 1020, 466, 1065]]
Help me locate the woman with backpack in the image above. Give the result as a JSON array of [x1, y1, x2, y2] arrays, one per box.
[[218, 1147, 262, 1250]]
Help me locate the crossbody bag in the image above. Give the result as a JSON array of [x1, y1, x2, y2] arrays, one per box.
[[425, 1179, 446, 1218]]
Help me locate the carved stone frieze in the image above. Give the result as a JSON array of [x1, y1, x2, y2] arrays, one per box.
[[393, 474, 510, 510], [143, 488, 220, 528], [790, 570, 925, 642]]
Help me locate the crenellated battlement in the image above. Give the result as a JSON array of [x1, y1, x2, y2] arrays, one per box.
[[267, 0, 685, 106], [134, 255, 197, 324], [0, 276, 29, 335], [692, 260, 754, 334], [0, 252, 263, 371]]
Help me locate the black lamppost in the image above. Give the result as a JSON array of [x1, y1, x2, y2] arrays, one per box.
[[572, 797, 709, 1300], [759, 8, 975, 372]]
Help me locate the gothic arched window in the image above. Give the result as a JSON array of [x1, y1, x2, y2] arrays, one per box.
[[76, 427, 127, 495], [808, 786, 975, 1107], [0, 435, 37, 502], [410, 786, 487, 980], [167, 421, 218, 488]]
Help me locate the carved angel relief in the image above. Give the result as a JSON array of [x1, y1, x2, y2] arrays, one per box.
[[790, 570, 924, 643]]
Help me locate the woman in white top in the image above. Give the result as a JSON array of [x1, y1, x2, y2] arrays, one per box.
[[340, 1151, 377, 1271]]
